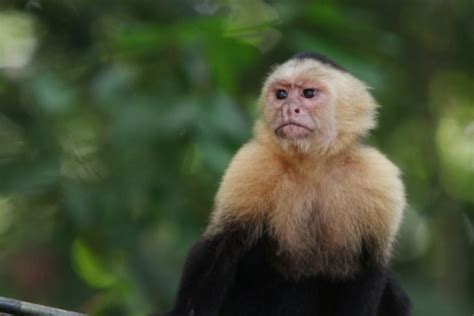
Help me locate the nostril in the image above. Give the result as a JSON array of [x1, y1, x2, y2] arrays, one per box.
[[294, 108, 300, 114]]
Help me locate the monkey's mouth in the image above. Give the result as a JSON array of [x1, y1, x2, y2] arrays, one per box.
[[275, 122, 314, 138]]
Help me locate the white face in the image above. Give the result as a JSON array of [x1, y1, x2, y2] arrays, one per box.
[[266, 78, 330, 140], [262, 60, 338, 151], [260, 58, 377, 154]]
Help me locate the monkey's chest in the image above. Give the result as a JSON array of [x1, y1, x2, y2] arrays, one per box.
[[219, 232, 367, 316], [263, 190, 364, 278]]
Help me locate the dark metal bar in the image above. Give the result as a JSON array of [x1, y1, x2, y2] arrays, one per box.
[[0, 297, 87, 316]]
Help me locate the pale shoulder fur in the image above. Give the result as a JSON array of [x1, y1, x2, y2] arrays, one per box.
[[207, 139, 405, 278]]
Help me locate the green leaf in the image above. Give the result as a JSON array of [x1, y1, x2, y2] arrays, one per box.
[[72, 239, 117, 289]]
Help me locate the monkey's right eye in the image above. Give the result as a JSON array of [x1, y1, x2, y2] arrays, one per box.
[[276, 90, 288, 100]]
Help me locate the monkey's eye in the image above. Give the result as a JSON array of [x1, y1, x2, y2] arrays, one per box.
[[303, 89, 317, 98], [276, 89, 288, 100]]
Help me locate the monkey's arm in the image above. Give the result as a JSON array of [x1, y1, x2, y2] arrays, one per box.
[[330, 266, 411, 316], [378, 272, 411, 316], [332, 265, 387, 316], [329, 242, 411, 316], [166, 228, 246, 316], [165, 143, 270, 316], [328, 242, 408, 316], [329, 148, 409, 315]]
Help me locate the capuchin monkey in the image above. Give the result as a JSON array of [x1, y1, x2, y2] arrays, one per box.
[[161, 52, 411, 316]]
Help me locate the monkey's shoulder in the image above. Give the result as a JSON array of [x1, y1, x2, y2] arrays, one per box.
[[328, 146, 403, 189], [321, 146, 405, 247], [213, 140, 283, 217], [323, 146, 405, 213]]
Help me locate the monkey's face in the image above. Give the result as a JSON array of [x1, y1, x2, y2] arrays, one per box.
[[267, 81, 323, 139], [261, 60, 337, 149], [260, 58, 377, 154]]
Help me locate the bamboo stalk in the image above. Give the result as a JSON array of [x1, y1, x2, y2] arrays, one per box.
[[0, 297, 87, 316]]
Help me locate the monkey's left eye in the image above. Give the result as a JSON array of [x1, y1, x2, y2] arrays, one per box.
[[276, 90, 288, 100], [303, 89, 317, 98]]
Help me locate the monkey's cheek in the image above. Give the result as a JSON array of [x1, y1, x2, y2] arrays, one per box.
[[278, 125, 313, 139]]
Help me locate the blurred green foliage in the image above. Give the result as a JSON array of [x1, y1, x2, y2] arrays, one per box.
[[0, 0, 473, 315]]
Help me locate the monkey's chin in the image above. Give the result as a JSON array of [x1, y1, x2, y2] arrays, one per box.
[[275, 124, 313, 139]]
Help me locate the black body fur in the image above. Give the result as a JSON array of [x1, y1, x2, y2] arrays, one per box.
[[160, 224, 411, 316]]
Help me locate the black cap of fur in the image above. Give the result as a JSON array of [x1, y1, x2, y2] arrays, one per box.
[[291, 52, 347, 72]]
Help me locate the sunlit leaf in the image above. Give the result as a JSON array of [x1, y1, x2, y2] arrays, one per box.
[[431, 71, 474, 203], [0, 12, 37, 69], [72, 239, 118, 289]]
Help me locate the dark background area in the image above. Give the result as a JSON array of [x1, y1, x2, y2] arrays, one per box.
[[0, 0, 473, 315]]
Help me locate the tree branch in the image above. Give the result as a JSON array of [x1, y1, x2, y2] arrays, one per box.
[[0, 296, 86, 316]]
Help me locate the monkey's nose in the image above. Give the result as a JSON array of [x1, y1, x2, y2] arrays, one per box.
[[294, 108, 300, 114]]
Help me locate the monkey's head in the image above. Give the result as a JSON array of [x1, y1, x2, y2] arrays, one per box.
[[257, 52, 378, 156]]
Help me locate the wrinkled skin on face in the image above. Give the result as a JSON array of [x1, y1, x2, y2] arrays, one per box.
[[268, 81, 329, 140], [259, 58, 377, 155]]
